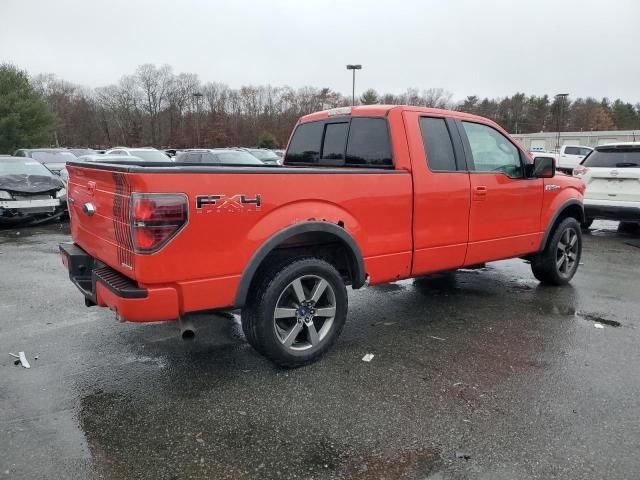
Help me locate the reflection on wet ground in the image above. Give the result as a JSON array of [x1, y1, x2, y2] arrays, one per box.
[[1, 220, 639, 479]]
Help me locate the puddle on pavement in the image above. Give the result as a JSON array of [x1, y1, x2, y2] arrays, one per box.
[[575, 312, 621, 327], [550, 304, 621, 327]]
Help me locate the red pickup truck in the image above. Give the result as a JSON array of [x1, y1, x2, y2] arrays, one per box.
[[60, 106, 585, 367]]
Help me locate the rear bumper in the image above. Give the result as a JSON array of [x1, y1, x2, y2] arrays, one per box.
[[59, 242, 180, 322], [584, 199, 640, 222]]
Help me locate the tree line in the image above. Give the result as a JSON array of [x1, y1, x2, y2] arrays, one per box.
[[1, 62, 639, 153]]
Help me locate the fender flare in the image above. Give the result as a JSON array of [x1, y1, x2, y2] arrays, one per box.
[[234, 221, 366, 307], [540, 199, 585, 250]]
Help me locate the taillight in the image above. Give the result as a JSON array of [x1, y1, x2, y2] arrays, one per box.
[[573, 165, 588, 177], [130, 193, 188, 253]]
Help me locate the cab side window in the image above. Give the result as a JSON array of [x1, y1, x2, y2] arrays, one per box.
[[419, 117, 457, 171], [462, 122, 523, 178]]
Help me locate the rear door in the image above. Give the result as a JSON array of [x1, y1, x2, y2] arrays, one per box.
[[458, 120, 544, 264], [403, 111, 471, 274]]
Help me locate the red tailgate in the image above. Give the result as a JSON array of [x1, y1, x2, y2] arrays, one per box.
[[67, 165, 136, 278]]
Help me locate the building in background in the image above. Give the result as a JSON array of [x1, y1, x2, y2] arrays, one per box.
[[512, 130, 640, 152]]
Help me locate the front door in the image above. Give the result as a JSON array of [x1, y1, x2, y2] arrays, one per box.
[[458, 120, 544, 265]]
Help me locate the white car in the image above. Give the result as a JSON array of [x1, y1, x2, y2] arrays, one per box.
[[533, 145, 593, 174], [104, 147, 172, 162], [573, 142, 640, 230]]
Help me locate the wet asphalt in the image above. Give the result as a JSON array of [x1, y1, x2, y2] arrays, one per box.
[[1, 221, 639, 480]]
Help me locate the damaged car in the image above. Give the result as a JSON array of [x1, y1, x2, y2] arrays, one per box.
[[0, 157, 67, 226], [14, 148, 77, 178]]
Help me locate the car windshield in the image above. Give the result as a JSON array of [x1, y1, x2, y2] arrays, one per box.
[[249, 149, 279, 161], [30, 151, 77, 164], [0, 159, 52, 177], [130, 150, 171, 162], [583, 148, 640, 168], [213, 151, 263, 165]]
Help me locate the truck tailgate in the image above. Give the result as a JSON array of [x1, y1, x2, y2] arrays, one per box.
[[67, 166, 136, 278]]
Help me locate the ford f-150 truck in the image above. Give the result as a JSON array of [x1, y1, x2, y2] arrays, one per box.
[[60, 105, 586, 367]]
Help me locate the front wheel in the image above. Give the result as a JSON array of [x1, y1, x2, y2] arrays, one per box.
[[241, 257, 348, 368], [531, 217, 582, 285]]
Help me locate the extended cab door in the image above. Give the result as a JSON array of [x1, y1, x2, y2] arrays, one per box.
[[457, 120, 544, 265], [403, 111, 471, 275]]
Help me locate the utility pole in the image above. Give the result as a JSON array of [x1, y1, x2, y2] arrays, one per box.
[[193, 92, 203, 147], [346, 65, 362, 106], [555, 93, 569, 150]]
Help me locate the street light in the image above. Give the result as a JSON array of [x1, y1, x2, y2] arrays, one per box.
[[555, 93, 569, 150], [193, 92, 203, 147], [346, 64, 362, 106]]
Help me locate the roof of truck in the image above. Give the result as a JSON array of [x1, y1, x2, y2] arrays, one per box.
[[299, 105, 499, 126]]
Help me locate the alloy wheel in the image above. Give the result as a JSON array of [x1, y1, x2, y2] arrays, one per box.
[[273, 275, 337, 351]]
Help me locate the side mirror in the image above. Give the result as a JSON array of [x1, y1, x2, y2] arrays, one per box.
[[528, 156, 555, 178]]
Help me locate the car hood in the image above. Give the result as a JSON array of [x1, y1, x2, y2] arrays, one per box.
[[0, 174, 64, 194]]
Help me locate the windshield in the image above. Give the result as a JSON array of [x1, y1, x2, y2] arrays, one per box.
[[130, 150, 171, 162], [213, 151, 263, 165], [0, 159, 53, 177], [249, 149, 279, 161], [583, 148, 640, 168], [30, 151, 77, 164]]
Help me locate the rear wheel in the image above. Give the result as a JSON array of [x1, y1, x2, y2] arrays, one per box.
[[531, 217, 582, 285], [241, 257, 348, 367]]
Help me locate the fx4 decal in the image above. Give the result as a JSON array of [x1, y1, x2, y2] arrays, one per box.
[[196, 194, 262, 213]]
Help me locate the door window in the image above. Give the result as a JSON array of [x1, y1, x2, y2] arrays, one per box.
[[462, 122, 523, 178], [419, 117, 458, 171]]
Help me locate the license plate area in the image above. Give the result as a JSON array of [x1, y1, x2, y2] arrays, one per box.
[[0, 199, 60, 209]]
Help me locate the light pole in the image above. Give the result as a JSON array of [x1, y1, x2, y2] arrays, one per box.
[[555, 93, 569, 150], [193, 92, 203, 147], [346, 64, 362, 106]]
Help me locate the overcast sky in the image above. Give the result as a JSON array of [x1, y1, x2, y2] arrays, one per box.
[[1, 0, 638, 102]]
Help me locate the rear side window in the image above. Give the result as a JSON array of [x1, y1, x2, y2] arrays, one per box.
[[345, 118, 392, 167], [583, 148, 640, 168], [286, 117, 393, 168], [419, 117, 457, 171], [286, 122, 323, 164]]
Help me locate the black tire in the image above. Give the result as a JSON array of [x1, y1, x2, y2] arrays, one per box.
[[531, 217, 582, 285], [581, 218, 594, 230], [241, 257, 348, 368], [619, 222, 640, 234]]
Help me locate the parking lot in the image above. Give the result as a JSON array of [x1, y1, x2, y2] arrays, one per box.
[[1, 220, 639, 479]]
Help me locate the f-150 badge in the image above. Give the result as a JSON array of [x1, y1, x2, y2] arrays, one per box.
[[196, 194, 261, 213]]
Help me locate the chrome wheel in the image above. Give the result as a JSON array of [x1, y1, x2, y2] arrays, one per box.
[[273, 275, 336, 351], [556, 227, 579, 277]]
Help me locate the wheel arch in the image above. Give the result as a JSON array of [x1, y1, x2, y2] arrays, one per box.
[[234, 221, 366, 308], [540, 199, 585, 251]]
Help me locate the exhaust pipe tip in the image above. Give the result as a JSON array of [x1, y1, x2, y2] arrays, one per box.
[[181, 328, 195, 341], [178, 316, 195, 341]]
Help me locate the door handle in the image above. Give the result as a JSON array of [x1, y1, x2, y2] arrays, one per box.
[[473, 185, 487, 201]]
